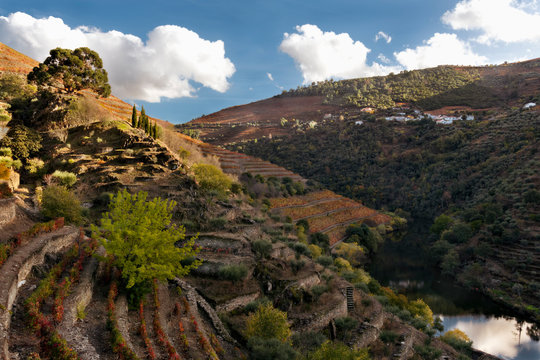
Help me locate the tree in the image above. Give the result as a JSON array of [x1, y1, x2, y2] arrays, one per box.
[[92, 190, 201, 289], [28, 47, 111, 97], [245, 303, 291, 342], [0, 125, 42, 160], [131, 105, 137, 128]]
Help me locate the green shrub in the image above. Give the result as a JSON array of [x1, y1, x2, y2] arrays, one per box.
[[0, 148, 12, 157], [245, 303, 291, 342], [380, 330, 399, 343], [291, 331, 327, 355], [291, 242, 310, 258], [41, 185, 83, 224], [440, 329, 473, 352], [309, 340, 370, 360], [218, 264, 248, 283], [25, 158, 46, 176], [334, 316, 358, 340], [208, 217, 227, 229], [192, 163, 232, 195], [316, 255, 333, 267], [252, 239, 272, 259], [289, 259, 305, 274], [243, 297, 271, 314], [310, 284, 329, 300], [247, 337, 298, 360], [51, 170, 77, 187]]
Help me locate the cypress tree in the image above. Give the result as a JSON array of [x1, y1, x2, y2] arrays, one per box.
[[139, 106, 146, 130], [131, 105, 137, 128], [153, 122, 157, 138]]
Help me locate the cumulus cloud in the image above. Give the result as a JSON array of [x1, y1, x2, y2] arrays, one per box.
[[266, 72, 274, 81], [394, 33, 487, 70], [0, 12, 236, 102], [280, 24, 398, 83], [375, 31, 392, 43], [442, 0, 540, 44]]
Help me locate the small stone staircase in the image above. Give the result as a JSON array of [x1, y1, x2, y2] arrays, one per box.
[[346, 286, 354, 312]]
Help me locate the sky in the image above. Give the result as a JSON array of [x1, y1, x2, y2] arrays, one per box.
[[0, 0, 539, 124]]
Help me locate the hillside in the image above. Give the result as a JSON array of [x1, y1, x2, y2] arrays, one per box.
[[234, 110, 540, 322], [0, 41, 490, 360], [181, 59, 540, 146]]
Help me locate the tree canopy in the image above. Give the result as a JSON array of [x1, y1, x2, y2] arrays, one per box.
[[28, 47, 111, 97], [92, 190, 201, 288]]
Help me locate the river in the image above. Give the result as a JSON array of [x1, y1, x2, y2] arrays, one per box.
[[369, 226, 540, 360]]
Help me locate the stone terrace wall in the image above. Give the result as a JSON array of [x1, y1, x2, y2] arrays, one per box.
[[0, 226, 79, 360], [0, 198, 16, 228]]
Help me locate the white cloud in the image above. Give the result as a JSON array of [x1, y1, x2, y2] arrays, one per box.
[[266, 72, 274, 81], [375, 31, 392, 43], [377, 53, 391, 64], [394, 33, 487, 70], [280, 24, 398, 83], [442, 0, 540, 44], [0, 12, 236, 102]]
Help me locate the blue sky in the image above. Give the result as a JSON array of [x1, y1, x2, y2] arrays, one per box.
[[1, 0, 539, 123]]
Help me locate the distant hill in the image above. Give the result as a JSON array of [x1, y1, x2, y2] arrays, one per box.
[[183, 59, 540, 145]]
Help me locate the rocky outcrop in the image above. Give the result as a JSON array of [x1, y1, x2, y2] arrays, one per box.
[[0, 226, 79, 360]]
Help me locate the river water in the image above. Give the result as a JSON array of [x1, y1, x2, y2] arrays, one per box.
[[368, 227, 540, 360]]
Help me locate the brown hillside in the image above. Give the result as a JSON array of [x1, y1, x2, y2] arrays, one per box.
[[186, 96, 341, 144], [0, 42, 38, 75]]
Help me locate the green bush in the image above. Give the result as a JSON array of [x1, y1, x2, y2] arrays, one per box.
[[316, 255, 333, 267], [192, 163, 232, 195], [208, 217, 227, 229], [308, 340, 370, 360], [25, 158, 46, 176], [291, 331, 327, 355], [218, 264, 248, 283], [41, 185, 83, 224], [252, 239, 272, 259], [247, 337, 298, 360], [379, 330, 399, 343], [334, 316, 358, 340], [310, 284, 329, 300], [51, 170, 77, 188], [0, 148, 12, 157]]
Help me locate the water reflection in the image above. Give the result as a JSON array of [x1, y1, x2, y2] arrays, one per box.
[[441, 316, 540, 360]]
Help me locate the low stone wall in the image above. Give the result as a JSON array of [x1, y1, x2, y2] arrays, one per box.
[[291, 294, 348, 332], [216, 292, 260, 313], [0, 198, 16, 228], [175, 278, 237, 345], [295, 273, 320, 290], [0, 226, 79, 360]]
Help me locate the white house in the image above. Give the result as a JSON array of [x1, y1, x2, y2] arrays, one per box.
[[523, 102, 536, 109], [355, 120, 364, 125]]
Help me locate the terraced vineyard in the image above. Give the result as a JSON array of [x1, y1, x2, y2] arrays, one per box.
[[198, 143, 303, 181], [270, 190, 391, 245]]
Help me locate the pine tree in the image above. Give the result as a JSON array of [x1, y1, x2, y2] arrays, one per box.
[[131, 105, 137, 128]]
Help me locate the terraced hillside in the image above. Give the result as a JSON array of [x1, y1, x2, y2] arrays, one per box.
[[0, 42, 38, 75], [181, 96, 341, 145], [269, 190, 392, 245], [1, 200, 472, 360]]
